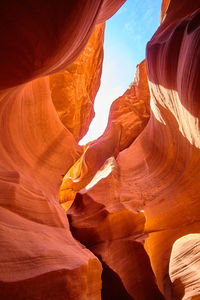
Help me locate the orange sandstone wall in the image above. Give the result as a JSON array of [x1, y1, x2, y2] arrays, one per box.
[[144, 0, 200, 298], [1, 0, 200, 299], [64, 0, 200, 299], [0, 1, 126, 299], [49, 23, 105, 141], [59, 59, 151, 209], [65, 61, 165, 299], [0, 0, 125, 89], [160, 0, 170, 23]]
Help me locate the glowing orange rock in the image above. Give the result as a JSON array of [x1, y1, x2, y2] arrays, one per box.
[[64, 1, 200, 299], [59, 60, 150, 211], [63, 60, 164, 299], [0, 0, 126, 89], [160, 0, 170, 22], [1, 0, 200, 298], [107, 59, 150, 151], [49, 23, 105, 141], [0, 1, 126, 299]]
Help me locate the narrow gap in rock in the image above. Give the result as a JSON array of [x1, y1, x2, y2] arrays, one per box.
[[79, 0, 161, 145]]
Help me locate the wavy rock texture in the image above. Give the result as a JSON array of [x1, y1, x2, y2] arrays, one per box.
[[61, 61, 166, 300], [64, 0, 200, 299], [144, 1, 200, 298], [1, 0, 200, 299], [0, 1, 126, 299], [59, 60, 151, 209], [0, 0, 125, 89], [49, 23, 105, 141], [64, 62, 165, 299]]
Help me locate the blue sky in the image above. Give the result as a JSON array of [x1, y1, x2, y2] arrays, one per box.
[[80, 0, 161, 144]]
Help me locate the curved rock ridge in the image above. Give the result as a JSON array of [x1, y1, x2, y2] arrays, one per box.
[[64, 0, 200, 299], [0, 76, 103, 300], [1, 0, 200, 299], [59, 60, 150, 211], [0, 1, 126, 299], [169, 234, 200, 300], [49, 23, 105, 142], [0, 0, 125, 90], [144, 2, 200, 298], [160, 0, 170, 23], [61, 60, 165, 299]]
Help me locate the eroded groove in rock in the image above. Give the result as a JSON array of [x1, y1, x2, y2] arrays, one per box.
[[169, 234, 200, 300], [59, 59, 151, 210], [64, 0, 200, 299], [101, 262, 134, 300], [0, 0, 126, 89], [67, 190, 165, 300], [0, 1, 126, 299], [1, 0, 200, 298]]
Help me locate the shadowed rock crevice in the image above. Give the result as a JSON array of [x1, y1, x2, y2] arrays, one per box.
[[68, 193, 165, 300], [101, 262, 134, 300]]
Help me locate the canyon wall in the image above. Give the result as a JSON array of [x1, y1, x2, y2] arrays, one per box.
[[0, 1, 125, 299], [0, 0, 200, 299], [62, 0, 200, 299], [49, 23, 105, 141]]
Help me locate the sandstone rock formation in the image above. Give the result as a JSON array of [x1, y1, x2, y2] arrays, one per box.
[[1, 0, 200, 299], [144, 1, 200, 298], [160, 0, 170, 22], [0, 1, 126, 299], [49, 23, 105, 141], [62, 0, 200, 299], [59, 60, 150, 210], [64, 60, 165, 299]]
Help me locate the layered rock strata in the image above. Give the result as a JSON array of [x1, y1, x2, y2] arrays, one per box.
[[0, 1, 126, 299], [62, 0, 200, 299], [59, 60, 150, 209], [1, 0, 200, 299]]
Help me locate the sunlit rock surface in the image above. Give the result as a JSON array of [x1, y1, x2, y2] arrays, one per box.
[[160, 0, 170, 22], [49, 23, 105, 141], [65, 61, 165, 299], [0, 0, 126, 299], [64, 0, 200, 299], [59, 59, 150, 209], [169, 234, 200, 300], [1, 0, 200, 299], [144, 1, 200, 298]]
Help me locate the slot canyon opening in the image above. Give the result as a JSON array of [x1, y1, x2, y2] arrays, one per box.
[[79, 0, 162, 145], [59, 0, 162, 211], [1, 1, 200, 300]]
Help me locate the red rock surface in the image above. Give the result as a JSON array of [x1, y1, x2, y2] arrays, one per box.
[[64, 61, 164, 299], [160, 0, 170, 23], [1, 0, 200, 299], [62, 0, 200, 299], [0, 0, 125, 89], [59, 60, 151, 209], [144, 1, 200, 298], [0, 1, 126, 299], [49, 23, 105, 141]]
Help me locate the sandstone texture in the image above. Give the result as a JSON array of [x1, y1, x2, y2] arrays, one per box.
[[59, 59, 150, 210], [0, 1, 125, 299], [64, 60, 164, 299], [61, 0, 200, 299], [49, 23, 105, 141], [1, 0, 200, 299]]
